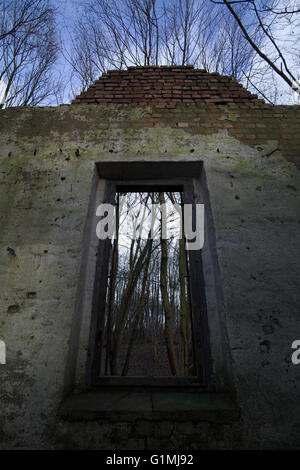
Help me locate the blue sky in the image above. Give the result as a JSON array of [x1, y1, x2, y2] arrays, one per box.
[[1, 0, 298, 105]]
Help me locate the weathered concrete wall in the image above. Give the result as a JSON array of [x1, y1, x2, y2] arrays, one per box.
[[0, 103, 299, 449]]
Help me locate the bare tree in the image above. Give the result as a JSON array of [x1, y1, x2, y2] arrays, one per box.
[[62, 0, 161, 94], [101, 191, 194, 377], [0, 0, 58, 107], [121, 237, 153, 376], [66, 0, 261, 98], [159, 192, 178, 376], [161, 0, 209, 66], [211, 0, 300, 95]]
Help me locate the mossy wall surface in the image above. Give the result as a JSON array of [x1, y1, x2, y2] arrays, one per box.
[[0, 103, 299, 449]]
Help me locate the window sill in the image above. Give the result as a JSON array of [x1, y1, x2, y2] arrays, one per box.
[[59, 388, 240, 423]]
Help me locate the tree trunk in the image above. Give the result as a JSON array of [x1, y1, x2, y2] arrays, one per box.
[[122, 239, 153, 376], [105, 238, 118, 375], [112, 236, 152, 374], [179, 236, 189, 375], [159, 192, 178, 376]]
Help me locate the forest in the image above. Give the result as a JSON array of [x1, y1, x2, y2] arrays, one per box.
[[100, 191, 195, 377]]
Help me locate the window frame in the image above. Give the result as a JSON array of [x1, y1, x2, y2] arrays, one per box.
[[85, 162, 214, 390]]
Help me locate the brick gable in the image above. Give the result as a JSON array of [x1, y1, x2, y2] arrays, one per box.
[[72, 65, 262, 106]]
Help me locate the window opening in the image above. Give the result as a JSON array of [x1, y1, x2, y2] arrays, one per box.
[[100, 190, 195, 377]]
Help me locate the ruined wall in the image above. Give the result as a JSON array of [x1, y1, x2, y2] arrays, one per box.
[[0, 101, 299, 449]]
